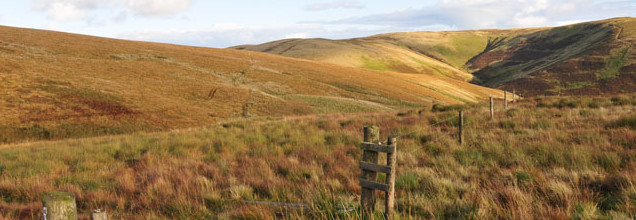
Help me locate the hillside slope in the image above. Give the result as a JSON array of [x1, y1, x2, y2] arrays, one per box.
[[0, 26, 501, 143], [234, 17, 636, 96], [470, 17, 636, 96]]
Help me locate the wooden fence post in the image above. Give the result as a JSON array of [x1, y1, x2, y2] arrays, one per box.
[[385, 137, 397, 220], [42, 192, 77, 220], [504, 91, 508, 109], [458, 111, 464, 144], [489, 97, 494, 119], [242, 103, 253, 118], [512, 89, 516, 103], [361, 125, 380, 218], [91, 209, 108, 220]]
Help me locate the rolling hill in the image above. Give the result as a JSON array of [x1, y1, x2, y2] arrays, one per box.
[[234, 17, 636, 96], [233, 28, 540, 81], [0, 25, 502, 144]]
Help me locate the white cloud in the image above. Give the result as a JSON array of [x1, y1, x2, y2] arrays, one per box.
[[305, 0, 365, 11], [113, 11, 128, 23], [555, 19, 585, 26], [118, 23, 323, 47], [34, 0, 98, 21], [47, 2, 87, 21], [285, 33, 308, 39], [126, 0, 193, 16], [513, 15, 549, 26], [325, 0, 636, 29], [33, 0, 193, 22]]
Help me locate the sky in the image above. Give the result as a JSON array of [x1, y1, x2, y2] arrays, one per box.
[[0, 0, 634, 48]]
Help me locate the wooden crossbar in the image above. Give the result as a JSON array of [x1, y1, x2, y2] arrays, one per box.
[[360, 142, 395, 153], [359, 161, 392, 174], [359, 178, 390, 192]]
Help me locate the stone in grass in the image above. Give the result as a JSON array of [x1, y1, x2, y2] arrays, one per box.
[[42, 191, 77, 220]]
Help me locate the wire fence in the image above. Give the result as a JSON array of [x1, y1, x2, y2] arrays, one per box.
[[390, 103, 503, 154]]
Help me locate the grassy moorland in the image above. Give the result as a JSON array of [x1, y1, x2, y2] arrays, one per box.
[[0, 25, 501, 144], [0, 94, 634, 219]]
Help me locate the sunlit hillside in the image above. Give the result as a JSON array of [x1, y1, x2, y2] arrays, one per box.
[[233, 30, 537, 81], [0, 25, 502, 144]]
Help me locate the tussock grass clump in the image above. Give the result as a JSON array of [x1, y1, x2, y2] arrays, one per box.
[[611, 94, 636, 105], [505, 108, 521, 117], [608, 114, 636, 129], [535, 95, 635, 110], [432, 104, 467, 112]]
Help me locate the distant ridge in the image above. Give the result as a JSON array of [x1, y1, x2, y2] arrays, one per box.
[[234, 17, 636, 96]]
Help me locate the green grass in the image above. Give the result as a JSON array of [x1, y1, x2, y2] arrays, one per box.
[[360, 56, 390, 71], [328, 83, 379, 96], [0, 122, 157, 144], [601, 46, 630, 79], [566, 81, 593, 89], [535, 94, 636, 109], [437, 34, 491, 68], [286, 95, 389, 113]]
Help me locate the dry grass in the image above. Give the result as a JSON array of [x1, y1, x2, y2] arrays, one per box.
[[0, 25, 502, 144], [0, 95, 634, 219]]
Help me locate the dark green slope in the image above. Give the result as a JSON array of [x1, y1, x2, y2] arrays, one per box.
[[469, 17, 635, 96]]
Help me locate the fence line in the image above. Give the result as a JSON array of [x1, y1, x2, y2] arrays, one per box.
[[403, 95, 518, 154]]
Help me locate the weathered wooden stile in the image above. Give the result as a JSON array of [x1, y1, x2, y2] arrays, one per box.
[[360, 125, 397, 220]]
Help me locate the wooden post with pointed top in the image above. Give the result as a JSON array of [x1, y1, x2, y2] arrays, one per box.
[[458, 111, 464, 145], [385, 137, 397, 220], [490, 97, 494, 119]]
